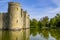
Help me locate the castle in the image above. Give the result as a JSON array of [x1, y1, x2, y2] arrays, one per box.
[[0, 2, 30, 30]]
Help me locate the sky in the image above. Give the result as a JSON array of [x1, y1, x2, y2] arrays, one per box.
[[0, 0, 60, 20]]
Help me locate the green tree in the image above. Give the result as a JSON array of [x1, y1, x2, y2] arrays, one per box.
[[49, 13, 60, 27], [40, 16, 49, 27], [55, 14, 60, 27], [30, 18, 38, 28], [49, 18, 56, 27], [38, 20, 42, 28]]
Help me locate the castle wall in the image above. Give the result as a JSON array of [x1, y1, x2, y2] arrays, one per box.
[[24, 11, 30, 28], [21, 9, 26, 28], [3, 13, 9, 29], [8, 2, 22, 29], [23, 11, 26, 28], [26, 14, 30, 28], [0, 13, 3, 29], [20, 9, 23, 28]]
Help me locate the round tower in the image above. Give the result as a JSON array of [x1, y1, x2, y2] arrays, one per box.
[[8, 2, 22, 30]]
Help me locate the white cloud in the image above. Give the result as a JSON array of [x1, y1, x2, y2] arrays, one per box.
[[48, 7, 60, 14], [28, 5, 60, 20], [51, 0, 60, 6]]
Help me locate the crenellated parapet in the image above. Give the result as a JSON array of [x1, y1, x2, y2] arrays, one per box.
[[8, 2, 20, 7]]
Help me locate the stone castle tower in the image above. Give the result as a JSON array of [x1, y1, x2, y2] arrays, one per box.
[[0, 2, 30, 30], [8, 2, 22, 29]]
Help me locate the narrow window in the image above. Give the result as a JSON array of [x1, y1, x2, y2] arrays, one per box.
[[17, 20, 18, 23], [17, 8, 18, 10], [21, 9, 22, 17]]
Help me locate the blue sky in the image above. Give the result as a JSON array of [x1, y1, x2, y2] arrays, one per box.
[[0, 0, 60, 20]]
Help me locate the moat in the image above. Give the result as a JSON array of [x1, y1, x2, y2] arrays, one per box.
[[0, 28, 60, 40]]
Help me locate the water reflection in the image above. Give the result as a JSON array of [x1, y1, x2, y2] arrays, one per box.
[[23, 29, 30, 40], [30, 28, 60, 40], [0, 28, 60, 40], [0, 30, 2, 40], [0, 29, 30, 40]]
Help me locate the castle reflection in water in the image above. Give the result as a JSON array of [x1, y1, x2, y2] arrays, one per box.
[[0, 29, 30, 40]]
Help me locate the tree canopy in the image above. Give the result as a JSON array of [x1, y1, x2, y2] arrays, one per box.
[[30, 13, 60, 28]]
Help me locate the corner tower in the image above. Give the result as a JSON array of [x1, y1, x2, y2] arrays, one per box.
[[8, 2, 22, 30]]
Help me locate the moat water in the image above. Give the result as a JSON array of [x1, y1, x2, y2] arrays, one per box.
[[0, 28, 60, 40]]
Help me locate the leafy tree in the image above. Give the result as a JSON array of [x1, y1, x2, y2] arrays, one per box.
[[38, 21, 42, 28], [40, 16, 49, 27], [55, 14, 60, 27], [30, 18, 38, 28], [30, 13, 60, 28], [49, 18, 56, 27]]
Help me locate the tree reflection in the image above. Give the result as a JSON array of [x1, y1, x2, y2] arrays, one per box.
[[30, 28, 38, 36], [41, 29, 49, 39], [30, 28, 60, 40], [50, 29, 60, 40], [0, 29, 30, 40]]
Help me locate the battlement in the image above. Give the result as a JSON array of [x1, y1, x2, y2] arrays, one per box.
[[8, 2, 20, 7]]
